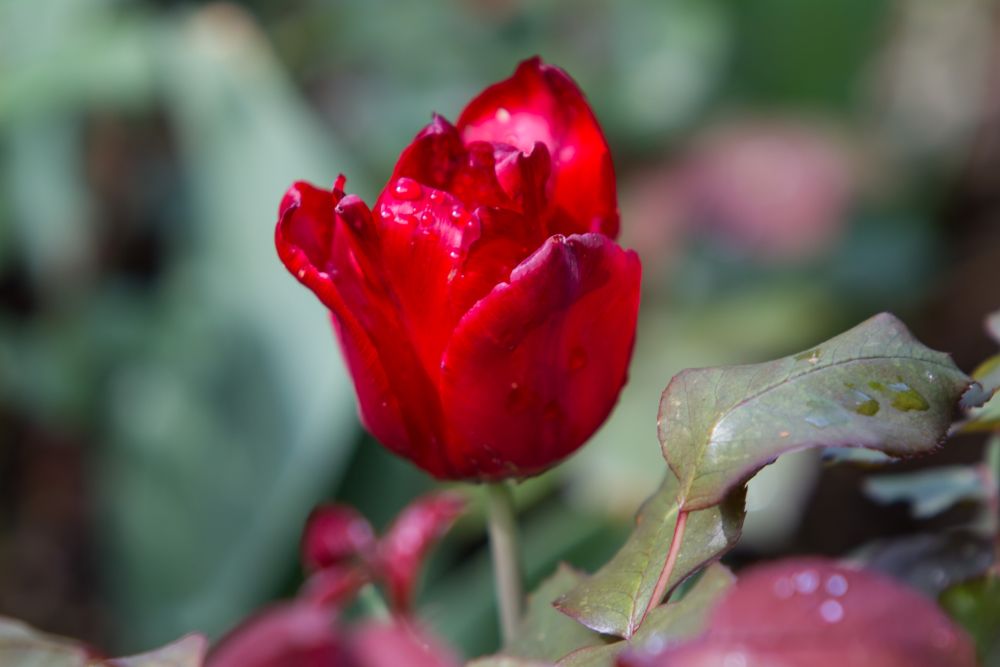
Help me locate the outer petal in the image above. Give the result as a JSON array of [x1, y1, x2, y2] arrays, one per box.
[[440, 233, 641, 480], [207, 603, 343, 667], [457, 57, 619, 237], [275, 182, 436, 471], [375, 492, 466, 612], [301, 505, 376, 572]]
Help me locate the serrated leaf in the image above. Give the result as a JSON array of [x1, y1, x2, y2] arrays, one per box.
[[505, 564, 606, 661], [554, 472, 744, 638], [660, 312, 973, 509], [557, 564, 734, 667], [863, 467, 987, 519]]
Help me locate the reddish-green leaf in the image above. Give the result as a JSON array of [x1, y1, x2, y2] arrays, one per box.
[[660, 313, 974, 509], [554, 473, 744, 638]]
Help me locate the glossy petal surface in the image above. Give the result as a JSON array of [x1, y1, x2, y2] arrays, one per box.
[[441, 234, 640, 479], [458, 58, 618, 237]]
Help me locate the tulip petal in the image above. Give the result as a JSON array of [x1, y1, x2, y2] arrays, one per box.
[[457, 57, 619, 238], [440, 233, 641, 480], [301, 504, 376, 572], [208, 603, 343, 667], [376, 492, 466, 612], [275, 182, 422, 463]]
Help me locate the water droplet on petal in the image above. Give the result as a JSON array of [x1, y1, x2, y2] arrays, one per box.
[[379, 207, 393, 221], [394, 177, 422, 200], [568, 347, 588, 371], [723, 652, 747, 667], [825, 574, 848, 597], [559, 145, 576, 162], [450, 206, 464, 220], [819, 599, 844, 623], [429, 190, 441, 202], [448, 249, 460, 259], [296, 268, 306, 279], [495, 107, 511, 123], [794, 570, 819, 594]]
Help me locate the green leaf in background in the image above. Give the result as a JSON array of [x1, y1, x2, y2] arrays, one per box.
[[940, 576, 1000, 666], [554, 473, 744, 638], [850, 531, 995, 597], [863, 467, 987, 519], [0, 617, 205, 667], [505, 565, 608, 662], [661, 312, 974, 510], [558, 563, 733, 667]]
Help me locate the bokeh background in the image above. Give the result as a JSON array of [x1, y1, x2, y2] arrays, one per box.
[[2, 0, 999, 659]]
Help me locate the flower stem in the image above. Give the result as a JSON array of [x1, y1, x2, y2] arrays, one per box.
[[486, 481, 523, 644]]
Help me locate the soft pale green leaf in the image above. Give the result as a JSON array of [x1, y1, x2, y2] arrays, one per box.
[[106, 635, 206, 667], [660, 312, 974, 509], [940, 575, 1000, 665], [554, 473, 744, 638], [0, 617, 88, 667], [557, 563, 734, 667], [863, 467, 987, 519], [506, 565, 606, 661], [466, 658, 553, 667]]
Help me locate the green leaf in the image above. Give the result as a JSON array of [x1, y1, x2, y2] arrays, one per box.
[[863, 467, 987, 519], [466, 658, 553, 667], [849, 531, 995, 597], [940, 575, 1000, 665], [558, 563, 734, 667], [107, 634, 206, 667], [962, 354, 1000, 432], [660, 312, 974, 509], [506, 564, 607, 661], [554, 473, 744, 638], [0, 616, 88, 667]]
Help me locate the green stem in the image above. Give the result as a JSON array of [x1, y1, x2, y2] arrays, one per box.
[[486, 481, 524, 644], [357, 583, 391, 620]]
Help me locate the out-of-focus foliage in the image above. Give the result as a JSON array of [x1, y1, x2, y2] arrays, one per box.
[[2, 0, 998, 660]]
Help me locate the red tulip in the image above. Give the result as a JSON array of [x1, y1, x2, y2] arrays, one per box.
[[276, 57, 640, 480]]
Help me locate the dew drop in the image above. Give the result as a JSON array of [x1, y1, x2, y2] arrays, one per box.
[[723, 652, 747, 667], [450, 206, 464, 220], [794, 570, 819, 594], [495, 107, 511, 123], [393, 177, 422, 200], [379, 207, 393, 221], [429, 190, 442, 202], [448, 249, 460, 259], [296, 268, 306, 279], [819, 599, 844, 623], [825, 574, 848, 597], [316, 271, 330, 280], [419, 210, 434, 225]]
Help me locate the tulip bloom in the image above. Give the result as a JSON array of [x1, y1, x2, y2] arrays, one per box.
[[276, 58, 640, 480]]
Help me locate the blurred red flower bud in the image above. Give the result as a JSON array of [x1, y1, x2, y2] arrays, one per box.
[[276, 58, 640, 480]]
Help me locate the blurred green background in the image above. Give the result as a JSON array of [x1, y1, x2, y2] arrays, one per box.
[[2, 0, 999, 659]]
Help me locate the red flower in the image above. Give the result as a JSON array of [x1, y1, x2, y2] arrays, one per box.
[[276, 57, 640, 480]]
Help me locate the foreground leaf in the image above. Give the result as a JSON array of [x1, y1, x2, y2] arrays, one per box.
[[109, 635, 206, 666], [660, 312, 973, 509], [619, 558, 977, 667], [558, 564, 734, 667], [554, 473, 744, 637], [940, 575, 1000, 665], [506, 564, 606, 661], [863, 467, 987, 519], [962, 353, 1000, 432]]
